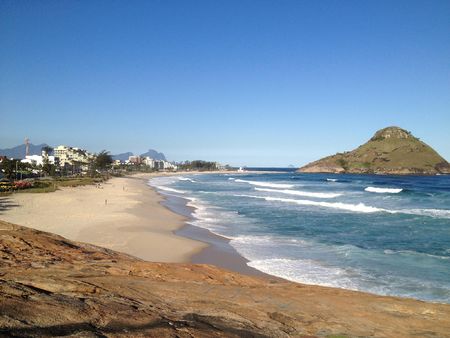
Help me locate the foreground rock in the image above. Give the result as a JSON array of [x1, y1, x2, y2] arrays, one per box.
[[1, 220, 449, 337], [298, 126, 450, 175]]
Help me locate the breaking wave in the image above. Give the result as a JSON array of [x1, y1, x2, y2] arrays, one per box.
[[178, 177, 196, 183], [255, 187, 341, 199], [234, 179, 294, 189], [365, 186, 403, 194], [155, 186, 186, 194], [236, 194, 384, 213], [234, 194, 450, 218]]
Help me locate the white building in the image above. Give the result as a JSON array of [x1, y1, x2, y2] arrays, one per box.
[[154, 160, 177, 171], [53, 145, 93, 167], [162, 161, 177, 171], [143, 157, 155, 167], [21, 155, 56, 167]]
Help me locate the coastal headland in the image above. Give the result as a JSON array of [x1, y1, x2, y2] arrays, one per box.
[[298, 126, 450, 175], [1, 173, 450, 337]]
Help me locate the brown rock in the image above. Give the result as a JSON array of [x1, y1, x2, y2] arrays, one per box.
[[1, 220, 449, 337]]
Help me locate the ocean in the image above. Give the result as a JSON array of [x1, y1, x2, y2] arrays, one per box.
[[149, 171, 450, 303]]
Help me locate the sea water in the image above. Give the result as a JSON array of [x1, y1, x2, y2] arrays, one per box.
[[149, 171, 450, 303]]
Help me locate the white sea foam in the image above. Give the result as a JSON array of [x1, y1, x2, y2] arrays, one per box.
[[234, 179, 294, 189], [255, 187, 341, 199], [235, 194, 450, 219], [247, 258, 360, 290], [383, 249, 450, 260], [155, 186, 186, 194], [178, 177, 196, 183], [326, 178, 338, 182], [365, 186, 403, 194], [236, 194, 385, 213], [400, 208, 450, 219], [184, 197, 243, 239]]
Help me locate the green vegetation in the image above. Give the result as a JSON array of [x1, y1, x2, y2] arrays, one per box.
[[93, 150, 113, 172], [0, 158, 31, 181], [41, 146, 55, 176], [299, 126, 450, 175], [21, 181, 57, 194], [178, 160, 218, 171], [0, 177, 104, 196], [53, 177, 100, 187], [336, 158, 349, 171]]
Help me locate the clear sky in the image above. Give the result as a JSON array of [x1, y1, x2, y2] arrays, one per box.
[[1, 0, 449, 167]]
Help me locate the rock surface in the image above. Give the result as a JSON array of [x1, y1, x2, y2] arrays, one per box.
[[298, 126, 450, 175], [1, 220, 449, 337]]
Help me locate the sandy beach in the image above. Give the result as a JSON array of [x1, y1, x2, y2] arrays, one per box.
[[0, 173, 207, 262]]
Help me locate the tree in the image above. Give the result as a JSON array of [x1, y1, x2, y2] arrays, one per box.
[[42, 161, 55, 176], [41, 146, 55, 177], [178, 160, 218, 171], [94, 150, 113, 171], [41, 146, 53, 156], [0, 158, 19, 181]]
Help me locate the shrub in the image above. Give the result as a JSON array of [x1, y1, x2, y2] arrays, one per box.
[[13, 181, 33, 190]]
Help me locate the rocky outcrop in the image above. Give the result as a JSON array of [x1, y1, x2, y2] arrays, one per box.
[[299, 126, 450, 175], [1, 220, 449, 337]]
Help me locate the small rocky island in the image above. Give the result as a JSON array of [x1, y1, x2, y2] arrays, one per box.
[[298, 126, 450, 175]]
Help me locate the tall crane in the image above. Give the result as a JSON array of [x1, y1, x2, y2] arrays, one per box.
[[24, 137, 30, 157]]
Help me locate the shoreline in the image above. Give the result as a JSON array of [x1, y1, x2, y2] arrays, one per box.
[[148, 171, 450, 305], [147, 170, 278, 278], [0, 169, 263, 267], [159, 193, 272, 278], [3, 170, 448, 305]]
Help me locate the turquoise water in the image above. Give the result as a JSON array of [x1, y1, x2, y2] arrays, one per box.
[[150, 171, 450, 303]]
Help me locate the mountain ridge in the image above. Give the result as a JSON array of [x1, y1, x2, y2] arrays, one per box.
[[111, 149, 167, 161], [0, 143, 49, 159], [140, 149, 166, 161]]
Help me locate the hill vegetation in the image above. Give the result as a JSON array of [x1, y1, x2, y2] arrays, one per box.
[[298, 126, 450, 175]]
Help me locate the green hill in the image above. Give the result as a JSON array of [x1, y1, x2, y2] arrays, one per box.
[[298, 126, 450, 175]]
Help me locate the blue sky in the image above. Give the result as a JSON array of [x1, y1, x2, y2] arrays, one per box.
[[1, 0, 449, 166]]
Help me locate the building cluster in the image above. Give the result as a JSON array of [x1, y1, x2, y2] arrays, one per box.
[[21, 145, 93, 171], [19, 145, 178, 172], [114, 155, 177, 171]]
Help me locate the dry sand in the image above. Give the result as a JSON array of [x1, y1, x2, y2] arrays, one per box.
[[0, 173, 207, 262]]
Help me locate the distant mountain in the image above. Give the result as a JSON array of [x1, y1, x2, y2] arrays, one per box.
[[298, 126, 450, 175], [140, 149, 166, 161], [111, 149, 167, 161], [0, 143, 50, 159], [111, 152, 134, 162]]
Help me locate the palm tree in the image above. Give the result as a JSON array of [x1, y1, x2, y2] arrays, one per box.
[[94, 150, 113, 172], [41, 146, 54, 176]]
